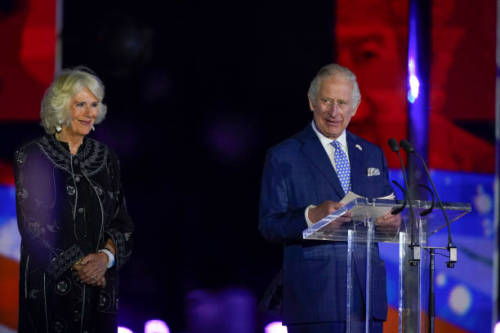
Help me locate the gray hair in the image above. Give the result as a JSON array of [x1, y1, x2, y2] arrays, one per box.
[[40, 67, 107, 134], [307, 63, 361, 109]]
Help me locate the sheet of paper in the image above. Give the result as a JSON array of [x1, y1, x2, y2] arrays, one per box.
[[340, 191, 395, 219], [340, 191, 363, 204]]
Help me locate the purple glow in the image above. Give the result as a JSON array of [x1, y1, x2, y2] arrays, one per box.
[[407, 58, 420, 103], [265, 321, 288, 333], [187, 288, 256, 333], [495, 322, 500, 333], [145, 319, 170, 333], [205, 115, 259, 162], [407, 0, 420, 105], [406, 0, 428, 161], [118, 327, 134, 333]]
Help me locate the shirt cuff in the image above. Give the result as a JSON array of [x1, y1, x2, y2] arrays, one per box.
[[304, 204, 317, 227], [98, 248, 115, 268]]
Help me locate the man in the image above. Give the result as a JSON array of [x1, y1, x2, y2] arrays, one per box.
[[259, 64, 398, 332]]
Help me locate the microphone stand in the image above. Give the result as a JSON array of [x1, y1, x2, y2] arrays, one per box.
[[418, 184, 437, 333], [391, 180, 407, 215], [400, 140, 457, 267], [388, 139, 420, 264], [400, 140, 457, 333]]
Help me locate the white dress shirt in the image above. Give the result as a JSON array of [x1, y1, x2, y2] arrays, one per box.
[[304, 121, 350, 226]]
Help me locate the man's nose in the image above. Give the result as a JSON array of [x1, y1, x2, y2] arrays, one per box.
[[327, 103, 341, 116]]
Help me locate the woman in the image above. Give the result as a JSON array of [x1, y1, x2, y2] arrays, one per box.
[[14, 68, 134, 333]]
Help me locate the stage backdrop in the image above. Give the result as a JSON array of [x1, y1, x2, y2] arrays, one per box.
[[0, 0, 496, 332], [336, 0, 496, 332], [0, 0, 57, 331]]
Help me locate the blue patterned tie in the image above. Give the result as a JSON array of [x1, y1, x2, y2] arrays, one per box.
[[331, 140, 351, 195]]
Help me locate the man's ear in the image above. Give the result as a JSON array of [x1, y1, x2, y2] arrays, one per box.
[[351, 103, 359, 117], [308, 96, 315, 112]]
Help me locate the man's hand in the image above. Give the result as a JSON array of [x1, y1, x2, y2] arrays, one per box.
[[376, 212, 402, 233], [308, 200, 346, 224], [73, 253, 108, 286]]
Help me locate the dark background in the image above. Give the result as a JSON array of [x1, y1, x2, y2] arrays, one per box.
[[0, 0, 498, 332], [61, 1, 333, 331]]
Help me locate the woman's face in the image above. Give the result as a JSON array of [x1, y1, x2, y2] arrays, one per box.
[[62, 87, 99, 139]]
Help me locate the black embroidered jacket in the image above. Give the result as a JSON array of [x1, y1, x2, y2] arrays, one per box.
[[14, 134, 134, 333]]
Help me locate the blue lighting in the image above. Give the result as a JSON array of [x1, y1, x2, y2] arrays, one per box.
[[406, 0, 429, 162], [407, 58, 420, 103], [382, 169, 494, 332]]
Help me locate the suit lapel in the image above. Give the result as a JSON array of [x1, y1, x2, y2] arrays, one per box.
[[347, 132, 364, 195], [298, 125, 345, 198]]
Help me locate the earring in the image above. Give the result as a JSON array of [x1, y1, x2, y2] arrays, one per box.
[[91, 125, 95, 131], [55, 125, 62, 133]]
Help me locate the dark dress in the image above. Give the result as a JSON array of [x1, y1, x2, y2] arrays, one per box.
[[14, 134, 134, 333]]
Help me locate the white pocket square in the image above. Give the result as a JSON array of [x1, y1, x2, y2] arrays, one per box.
[[367, 167, 380, 176]]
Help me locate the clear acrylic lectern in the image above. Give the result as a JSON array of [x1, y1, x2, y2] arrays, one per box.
[[302, 198, 471, 333]]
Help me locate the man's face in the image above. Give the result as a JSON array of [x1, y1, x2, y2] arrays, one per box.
[[309, 76, 358, 139]]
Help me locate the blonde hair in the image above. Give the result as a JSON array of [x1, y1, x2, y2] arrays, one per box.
[[40, 67, 107, 134]]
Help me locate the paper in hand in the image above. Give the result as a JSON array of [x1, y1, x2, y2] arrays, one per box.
[[340, 191, 395, 220]]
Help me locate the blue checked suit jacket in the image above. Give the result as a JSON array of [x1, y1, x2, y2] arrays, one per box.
[[259, 124, 394, 324]]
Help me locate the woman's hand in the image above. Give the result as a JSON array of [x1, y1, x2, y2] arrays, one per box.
[[73, 252, 108, 286]]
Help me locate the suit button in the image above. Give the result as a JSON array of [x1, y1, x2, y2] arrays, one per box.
[[78, 208, 84, 214], [66, 185, 75, 196], [73, 158, 79, 165], [73, 310, 80, 322], [54, 321, 64, 332], [75, 176, 80, 182]]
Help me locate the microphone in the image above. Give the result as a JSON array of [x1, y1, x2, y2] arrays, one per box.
[[399, 139, 457, 267], [399, 139, 414, 154], [418, 183, 435, 217], [388, 138, 400, 153], [390, 180, 407, 215], [388, 138, 420, 264], [388, 139, 411, 196]]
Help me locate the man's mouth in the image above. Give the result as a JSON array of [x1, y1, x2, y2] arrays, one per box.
[[325, 119, 340, 126]]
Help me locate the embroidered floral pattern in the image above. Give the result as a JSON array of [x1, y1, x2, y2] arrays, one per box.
[[15, 135, 133, 330], [37, 135, 108, 176], [106, 228, 132, 269], [15, 150, 26, 165], [47, 244, 84, 280]]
